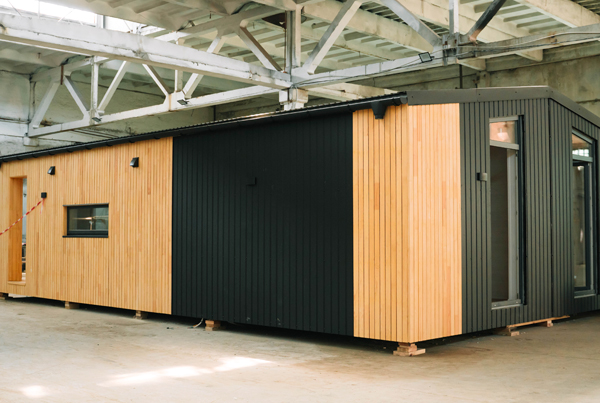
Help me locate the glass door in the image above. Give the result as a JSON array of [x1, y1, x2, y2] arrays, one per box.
[[572, 132, 595, 296], [490, 118, 522, 308]]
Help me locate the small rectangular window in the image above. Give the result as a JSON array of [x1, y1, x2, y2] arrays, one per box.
[[572, 134, 592, 159], [490, 120, 517, 144], [66, 205, 109, 237]]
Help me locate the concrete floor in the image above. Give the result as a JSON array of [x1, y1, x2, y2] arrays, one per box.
[[1, 297, 600, 403]]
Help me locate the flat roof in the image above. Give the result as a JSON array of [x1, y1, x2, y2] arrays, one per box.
[[0, 86, 598, 163]]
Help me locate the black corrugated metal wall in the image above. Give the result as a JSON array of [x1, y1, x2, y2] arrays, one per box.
[[461, 99, 553, 333], [172, 113, 354, 335], [550, 100, 600, 315]]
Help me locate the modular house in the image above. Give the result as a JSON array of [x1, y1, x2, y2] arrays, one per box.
[[1, 86, 599, 355]]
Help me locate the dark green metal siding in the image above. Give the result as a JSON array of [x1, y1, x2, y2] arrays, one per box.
[[171, 113, 354, 335], [461, 99, 553, 333], [549, 100, 600, 315]]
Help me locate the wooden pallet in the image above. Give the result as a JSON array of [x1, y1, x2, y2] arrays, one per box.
[[494, 316, 570, 336]]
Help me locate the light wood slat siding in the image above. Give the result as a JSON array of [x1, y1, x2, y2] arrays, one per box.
[[353, 104, 462, 343], [0, 138, 173, 314]]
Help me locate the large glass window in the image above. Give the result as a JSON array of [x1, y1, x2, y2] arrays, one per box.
[[66, 205, 109, 237], [490, 117, 523, 308], [572, 132, 595, 296]]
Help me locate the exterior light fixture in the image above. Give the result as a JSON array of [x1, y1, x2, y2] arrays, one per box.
[[48, 166, 56, 175], [130, 157, 139, 168], [92, 116, 102, 123], [418, 52, 433, 63], [177, 99, 189, 105]]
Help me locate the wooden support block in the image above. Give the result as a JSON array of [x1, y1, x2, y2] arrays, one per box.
[[0, 293, 9, 300], [494, 316, 567, 336], [134, 310, 148, 320], [205, 320, 225, 331], [64, 302, 80, 309], [494, 327, 519, 337], [393, 343, 426, 357]]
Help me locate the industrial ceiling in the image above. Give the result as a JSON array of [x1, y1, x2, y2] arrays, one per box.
[[0, 0, 599, 141]]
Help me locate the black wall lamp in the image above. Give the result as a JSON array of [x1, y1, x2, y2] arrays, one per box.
[[48, 166, 56, 175], [130, 157, 139, 168]]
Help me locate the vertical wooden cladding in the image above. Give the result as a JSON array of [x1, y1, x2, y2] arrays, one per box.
[[353, 104, 462, 343], [0, 138, 173, 314]]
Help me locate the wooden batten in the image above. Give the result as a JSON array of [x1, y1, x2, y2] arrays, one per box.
[[0, 138, 173, 314], [353, 104, 462, 343]]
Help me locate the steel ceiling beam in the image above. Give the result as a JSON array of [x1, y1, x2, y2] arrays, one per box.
[[464, 0, 509, 43], [303, 0, 433, 52], [378, 0, 442, 47], [459, 22, 600, 59], [297, 22, 600, 88], [28, 86, 279, 137], [302, 0, 365, 74], [0, 14, 291, 89], [374, 0, 542, 60]]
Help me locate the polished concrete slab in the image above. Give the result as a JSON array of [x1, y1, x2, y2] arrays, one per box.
[[1, 296, 599, 402]]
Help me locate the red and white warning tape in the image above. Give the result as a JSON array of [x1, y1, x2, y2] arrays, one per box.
[[0, 199, 44, 237]]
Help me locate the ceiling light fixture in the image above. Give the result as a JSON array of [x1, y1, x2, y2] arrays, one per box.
[[418, 52, 433, 63]]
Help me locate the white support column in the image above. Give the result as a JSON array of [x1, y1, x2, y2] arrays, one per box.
[[302, 0, 363, 74], [90, 58, 100, 121], [174, 37, 186, 92], [29, 81, 60, 129], [143, 64, 172, 97], [182, 36, 226, 99], [25, 81, 39, 146], [98, 61, 130, 114], [279, 88, 308, 111], [449, 0, 460, 37], [238, 26, 282, 71], [285, 7, 302, 73]]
